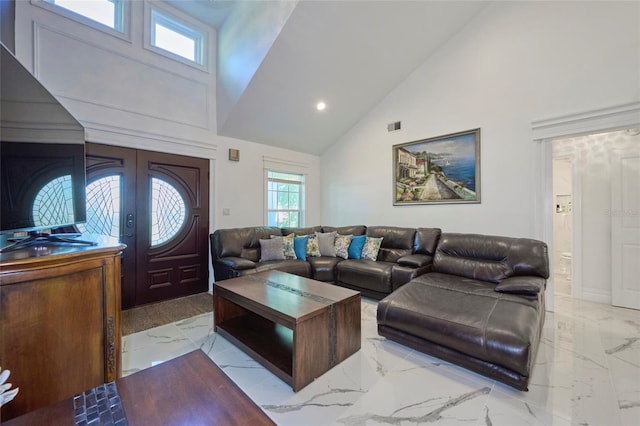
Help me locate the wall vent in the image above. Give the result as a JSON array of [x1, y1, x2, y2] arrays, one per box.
[[387, 121, 401, 132]]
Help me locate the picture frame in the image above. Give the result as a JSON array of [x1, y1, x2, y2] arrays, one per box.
[[228, 148, 240, 162], [393, 128, 481, 205]]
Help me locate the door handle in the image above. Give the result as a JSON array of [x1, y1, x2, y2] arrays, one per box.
[[124, 213, 134, 237]]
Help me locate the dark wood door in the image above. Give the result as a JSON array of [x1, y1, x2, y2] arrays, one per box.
[[85, 143, 209, 308], [135, 150, 209, 305]]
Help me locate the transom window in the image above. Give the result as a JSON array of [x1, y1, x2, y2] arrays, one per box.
[[149, 9, 204, 66], [267, 171, 305, 228], [44, 0, 125, 32]]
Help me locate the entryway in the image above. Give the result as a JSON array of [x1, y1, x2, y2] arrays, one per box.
[[550, 128, 640, 310], [83, 143, 210, 309]]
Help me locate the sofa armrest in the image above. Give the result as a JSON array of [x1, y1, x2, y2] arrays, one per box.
[[217, 257, 257, 270], [494, 276, 546, 296], [391, 264, 432, 291], [397, 254, 433, 268]]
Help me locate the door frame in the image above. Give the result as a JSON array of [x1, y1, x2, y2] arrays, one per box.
[[550, 151, 578, 298], [85, 129, 217, 294], [532, 101, 640, 312]]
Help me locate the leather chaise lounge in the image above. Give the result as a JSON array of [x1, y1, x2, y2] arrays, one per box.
[[210, 226, 549, 391], [377, 233, 549, 390]]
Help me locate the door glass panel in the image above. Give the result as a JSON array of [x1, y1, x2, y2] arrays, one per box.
[[77, 175, 121, 238], [150, 177, 186, 246], [32, 175, 75, 227]]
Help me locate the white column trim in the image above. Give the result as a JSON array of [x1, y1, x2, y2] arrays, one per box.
[[85, 125, 218, 159], [532, 102, 640, 141]]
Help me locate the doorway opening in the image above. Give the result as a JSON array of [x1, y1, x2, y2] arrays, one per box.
[[550, 129, 640, 309], [551, 154, 573, 296]]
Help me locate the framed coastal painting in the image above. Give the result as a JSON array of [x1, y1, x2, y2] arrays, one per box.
[[393, 128, 481, 205]]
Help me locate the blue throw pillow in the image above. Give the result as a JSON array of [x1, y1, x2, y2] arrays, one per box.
[[348, 235, 367, 259], [294, 236, 309, 261]]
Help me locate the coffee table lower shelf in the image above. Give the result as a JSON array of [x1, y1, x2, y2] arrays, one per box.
[[216, 313, 294, 386], [214, 271, 361, 392]]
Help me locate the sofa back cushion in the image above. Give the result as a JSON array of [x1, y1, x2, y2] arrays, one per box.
[[433, 233, 549, 283], [321, 225, 367, 236], [280, 226, 322, 236], [366, 226, 416, 262], [413, 228, 442, 256], [211, 227, 282, 262]]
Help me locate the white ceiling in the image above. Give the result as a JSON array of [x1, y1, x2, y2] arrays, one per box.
[[167, 1, 489, 156]]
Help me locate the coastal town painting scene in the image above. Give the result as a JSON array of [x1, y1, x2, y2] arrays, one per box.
[[393, 129, 480, 205]]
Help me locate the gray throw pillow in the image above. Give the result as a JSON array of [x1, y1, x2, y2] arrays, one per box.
[[315, 232, 337, 257], [259, 238, 285, 261]]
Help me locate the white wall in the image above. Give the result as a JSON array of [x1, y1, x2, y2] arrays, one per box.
[[13, 0, 321, 286], [217, 0, 297, 130], [321, 1, 640, 239], [15, 0, 216, 150], [213, 135, 321, 229]]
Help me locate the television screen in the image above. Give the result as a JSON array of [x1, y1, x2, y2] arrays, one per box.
[[0, 43, 87, 242], [1, 141, 86, 232]]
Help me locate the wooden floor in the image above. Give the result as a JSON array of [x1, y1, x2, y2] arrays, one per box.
[[121, 292, 212, 335]]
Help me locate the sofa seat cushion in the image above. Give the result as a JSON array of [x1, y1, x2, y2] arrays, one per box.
[[308, 256, 342, 281], [377, 273, 541, 376], [254, 259, 311, 278], [337, 259, 394, 293]]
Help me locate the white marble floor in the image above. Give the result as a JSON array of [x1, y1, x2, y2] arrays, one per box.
[[122, 294, 640, 425]]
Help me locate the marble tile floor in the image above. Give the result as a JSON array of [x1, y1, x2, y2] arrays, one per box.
[[122, 294, 640, 425]]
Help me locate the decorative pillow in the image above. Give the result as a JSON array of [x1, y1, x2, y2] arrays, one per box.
[[361, 237, 383, 261], [306, 234, 321, 257], [315, 231, 337, 257], [259, 238, 284, 262], [293, 236, 309, 261], [334, 234, 352, 259], [348, 235, 367, 259], [271, 233, 296, 259]]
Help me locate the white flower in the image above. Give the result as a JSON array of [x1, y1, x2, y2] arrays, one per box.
[[0, 366, 19, 407]]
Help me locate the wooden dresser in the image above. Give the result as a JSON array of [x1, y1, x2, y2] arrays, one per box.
[[0, 237, 125, 421]]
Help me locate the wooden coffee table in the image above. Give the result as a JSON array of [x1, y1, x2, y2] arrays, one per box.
[[214, 270, 361, 391], [3, 350, 274, 425]]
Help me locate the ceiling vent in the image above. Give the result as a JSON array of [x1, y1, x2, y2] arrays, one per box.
[[387, 121, 401, 132]]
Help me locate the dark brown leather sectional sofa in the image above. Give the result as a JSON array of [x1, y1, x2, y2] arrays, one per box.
[[210, 225, 441, 299], [209, 225, 549, 391]]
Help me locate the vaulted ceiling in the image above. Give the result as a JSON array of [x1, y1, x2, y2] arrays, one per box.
[[167, 1, 489, 155]]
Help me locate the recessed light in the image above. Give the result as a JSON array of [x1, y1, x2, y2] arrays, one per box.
[[316, 101, 326, 111]]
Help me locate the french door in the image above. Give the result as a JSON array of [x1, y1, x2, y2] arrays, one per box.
[[84, 143, 209, 308]]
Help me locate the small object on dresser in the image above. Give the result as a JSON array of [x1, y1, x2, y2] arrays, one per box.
[[0, 366, 19, 407], [73, 381, 128, 425]]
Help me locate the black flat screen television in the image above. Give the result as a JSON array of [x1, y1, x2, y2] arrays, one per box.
[[1, 43, 90, 251]]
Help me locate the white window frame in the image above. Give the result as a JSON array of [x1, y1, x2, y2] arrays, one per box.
[[34, 0, 131, 41], [143, 1, 208, 71], [263, 156, 309, 228], [266, 170, 306, 228]]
